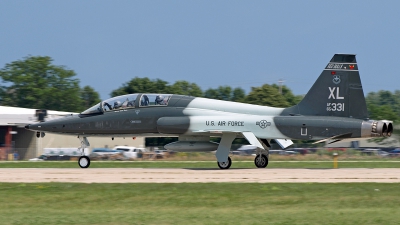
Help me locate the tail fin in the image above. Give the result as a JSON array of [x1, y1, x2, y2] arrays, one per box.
[[284, 54, 369, 119]]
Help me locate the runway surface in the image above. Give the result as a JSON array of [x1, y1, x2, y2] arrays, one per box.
[[0, 168, 399, 183]]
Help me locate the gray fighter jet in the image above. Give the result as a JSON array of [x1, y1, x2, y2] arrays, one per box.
[[25, 54, 393, 169]]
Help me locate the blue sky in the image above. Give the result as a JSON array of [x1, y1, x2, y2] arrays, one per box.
[[1, 1, 399, 100]]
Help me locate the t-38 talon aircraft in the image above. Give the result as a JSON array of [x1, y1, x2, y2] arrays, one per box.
[[25, 54, 393, 169]]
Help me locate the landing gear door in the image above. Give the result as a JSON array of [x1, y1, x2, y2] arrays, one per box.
[[274, 139, 293, 149], [241, 132, 265, 149]]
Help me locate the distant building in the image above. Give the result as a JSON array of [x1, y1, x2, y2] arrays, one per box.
[[0, 106, 144, 160]]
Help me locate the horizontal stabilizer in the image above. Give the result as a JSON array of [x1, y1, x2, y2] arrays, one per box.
[[313, 133, 352, 144]]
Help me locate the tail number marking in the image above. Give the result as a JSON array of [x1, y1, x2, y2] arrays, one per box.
[[328, 87, 344, 99], [327, 103, 344, 111], [326, 63, 343, 69]]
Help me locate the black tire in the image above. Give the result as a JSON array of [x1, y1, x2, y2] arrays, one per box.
[[78, 156, 91, 168], [217, 156, 232, 169], [254, 154, 268, 168]]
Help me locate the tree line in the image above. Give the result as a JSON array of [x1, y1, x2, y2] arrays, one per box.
[[1, 55, 399, 123]]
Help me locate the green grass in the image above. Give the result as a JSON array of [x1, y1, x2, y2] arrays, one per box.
[[0, 160, 399, 168], [0, 183, 399, 225]]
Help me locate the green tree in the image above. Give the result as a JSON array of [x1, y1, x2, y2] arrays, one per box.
[[271, 84, 303, 106], [232, 87, 246, 102], [0, 56, 84, 112], [111, 77, 171, 97], [366, 90, 400, 120], [170, 81, 203, 97], [80, 85, 101, 110], [365, 91, 400, 145], [244, 84, 290, 107], [204, 86, 246, 101]]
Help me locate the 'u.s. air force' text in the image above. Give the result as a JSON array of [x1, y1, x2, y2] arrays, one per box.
[[206, 121, 244, 126]]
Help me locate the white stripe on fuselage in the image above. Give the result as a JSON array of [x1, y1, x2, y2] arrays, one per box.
[[181, 98, 288, 139], [185, 115, 289, 139], [183, 98, 284, 116]]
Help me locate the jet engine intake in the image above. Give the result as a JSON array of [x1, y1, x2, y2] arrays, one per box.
[[362, 120, 393, 137]]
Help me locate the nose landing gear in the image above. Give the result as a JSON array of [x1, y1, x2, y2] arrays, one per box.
[[78, 156, 90, 168]]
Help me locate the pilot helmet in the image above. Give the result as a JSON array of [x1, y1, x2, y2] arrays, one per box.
[[155, 95, 164, 104], [114, 101, 121, 108]]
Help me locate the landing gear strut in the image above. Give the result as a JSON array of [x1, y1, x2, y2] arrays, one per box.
[[217, 156, 232, 169], [254, 154, 268, 168]]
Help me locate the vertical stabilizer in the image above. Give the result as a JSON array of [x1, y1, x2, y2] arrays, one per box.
[[284, 54, 368, 119]]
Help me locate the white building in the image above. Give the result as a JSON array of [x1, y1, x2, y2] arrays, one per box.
[[0, 106, 144, 160]]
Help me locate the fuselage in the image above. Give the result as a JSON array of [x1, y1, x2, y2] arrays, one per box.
[[26, 93, 378, 141]]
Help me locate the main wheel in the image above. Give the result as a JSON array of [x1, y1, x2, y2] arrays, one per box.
[[78, 156, 90, 168], [254, 154, 268, 168], [217, 156, 232, 169]]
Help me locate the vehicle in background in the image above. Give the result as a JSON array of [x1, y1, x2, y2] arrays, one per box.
[[154, 150, 169, 159], [91, 148, 121, 155], [284, 150, 299, 155], [284, 148, 309, 155], [43, 148, 89, 156], [29, 155, 47, 161], [113, 146, 148, 159], [389, 149, 400, 157], [232, 145, 257, 156], [269, 150, 285, 155], [361, 148, 389, 157], [89, 148, 124, 160]]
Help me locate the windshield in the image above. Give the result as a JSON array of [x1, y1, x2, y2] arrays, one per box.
[[81, 102, 103, 115]]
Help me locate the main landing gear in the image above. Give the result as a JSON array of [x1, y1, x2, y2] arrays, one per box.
[[254, 154, 268, 168], [217, 156, 232, 169], [78, 136, 91, 169], [217, 154, 269, 169], [215, 133, 271, 169]]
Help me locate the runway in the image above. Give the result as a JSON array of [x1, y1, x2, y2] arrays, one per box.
[[0, 168, 399, 183]]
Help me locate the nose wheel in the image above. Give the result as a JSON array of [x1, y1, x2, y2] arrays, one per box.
[[78, 156, 91, 168], [254, 154, 268, 168], [217, 156, 232, 169]]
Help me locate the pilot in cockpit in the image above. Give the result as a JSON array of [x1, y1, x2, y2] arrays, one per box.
[[155, 95, 167, 105], [141, 95, 150, 106], [104, 101, 121, 111], [113, 101, 122, 109], [127, 100, 135, 107], [104, 102, 113, 111]]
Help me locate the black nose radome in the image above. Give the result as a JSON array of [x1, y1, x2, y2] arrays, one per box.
[[25, 125, 30, 129]]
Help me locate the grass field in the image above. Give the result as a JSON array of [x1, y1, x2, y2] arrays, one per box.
[[0, 160, 399, 168], [0, 182, 399, 225]]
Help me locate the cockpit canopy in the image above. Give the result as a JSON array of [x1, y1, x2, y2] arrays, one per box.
[[81, 94, 173, 115]]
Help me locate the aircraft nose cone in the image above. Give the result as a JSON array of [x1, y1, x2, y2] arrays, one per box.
[[25, 125, 30, 129]]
